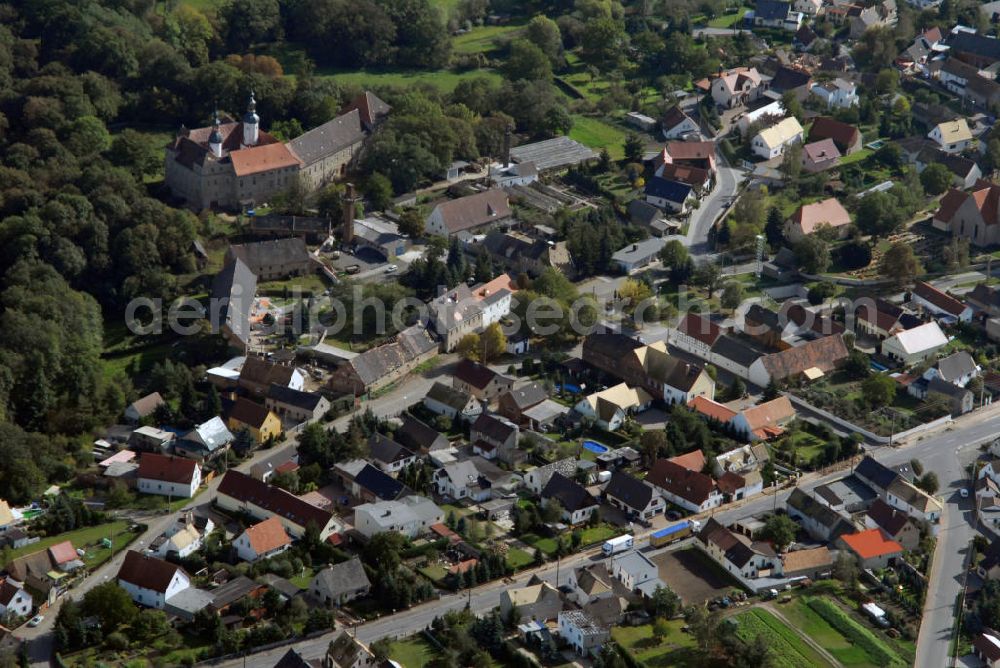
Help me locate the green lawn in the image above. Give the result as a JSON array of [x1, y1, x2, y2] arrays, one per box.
[[452, 24, 524, 54], [317, 68, 503, 92], [782, 431, 826, 466], [611, 621, 698, 667], [3, 521, 136, 568], [784, 598, 879, 667], [707, 7, 748, 28], [289, 566, 315, 589], [418, 564, 449, 582], [579, 525, 617, 546], [569, 115, 627, 159], [733, 608, 835, 668], [839, 148, 874, 166], [520, 533, 558, 555], [256, 273, 330, 296], [389, 637, 436, 668], [505, 548, 534, 570]]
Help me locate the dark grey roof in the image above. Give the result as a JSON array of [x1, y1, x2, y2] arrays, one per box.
[[627, 199, 663, 226], [472, 413, 517, 442], [541, 472, 598, 512], [710, 334, 762, 367], [937, 351, 977, 384], [770, 66, 812, 92], [354, 464, 407, 500], [313, 557, 371, 599], [500, 382, 548, 411], [288, 108, 366, 167], [970, 283, 1000, 309], [745, 304, 782, 332], [604, 471, 654, 511], [209, 575, 262, 611], [228, 238, 309, 276], [426, 381, 475, 412], [755, 0, 791, 20], [854, 456, 898, 490], [395, 414, 449, 452], [368, 433, 415, 465], [644, 176, 693, 203], [928, 375, 973, 399], [787, 488, 855, 536], [947, 32, 1000, 63], [266, 384, 326, 412], [347, 326, 437, 386], [211, 258, 257, 346]]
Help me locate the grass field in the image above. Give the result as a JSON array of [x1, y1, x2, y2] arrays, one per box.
[[317, 68, 502, 92], [452, 24, 524, 54], [389, 637, 436, 668], [288, 567, 315, 590], [839, 148, 874, 166], [733, 608, 835, 668], [569, 115, 627, 159], [505, 548, 534, 570], [784, 598, 881, 667], [707, 8, 749, 28], [611, 621, 697, 667], [522, 533, 559, 555], [3, 521, 136, 569], [418, 564, 449, 582], [579, 525, 617, 546]]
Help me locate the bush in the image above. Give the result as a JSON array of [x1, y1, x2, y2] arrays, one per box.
[[805, 597, 904, 666], [105, 632, 129, 651]]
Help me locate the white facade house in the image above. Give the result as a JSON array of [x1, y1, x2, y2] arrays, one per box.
[[928, 119, 973, 154], [881, 322, 948, 366], [810, 79, 859, 109], [433, 461, 490, 502], [794, 0, 822, 14], [0, 578, 32, 618], [352, 496, 444, 539], [751, 117, 804, 159], [136, 453, 201, 499], [886, 478, 943, 525], [711, 68, 766, 108], [558, 610, 609, 656], [609, 551, 659, 591], [117, 551, 191, 610], [234, 516, 292, 562], [153, 523, 203, 559], [736, 99, 786, 136]]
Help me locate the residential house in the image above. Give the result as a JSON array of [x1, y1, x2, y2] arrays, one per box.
[[668, 313, 727, 358], [657, 141, 717, 173], [479, 231, 574, 278], [661, 106, 700, 140], [470, 413, 521, 465], [854, 456, 900, 493], [226, 238, 312, 281], [711, 68, 767, 108], [0, 578, 31, 619], [566, 565, 615, 607], [751, 335, 849, 387], [646, 458, 723, 513], [912, 281, 973, 323], [612, 238, 668, 273], [781, 546, 834, 580], [627, 199, 675, 237], [367, 433, 417, 475], [794, 0, 822, 14], [433, 460, 491, 501], [498, 382, 549, 425], [933, 180, 1000, 246], [327, 325, 438, 394], [886, 476, 943, 523], [124, 392, 166, 424], [786, 488, 857, 541], [573, 383, 652, 431], [425, 190, 512, 237], [751, 117, 804, 159], [697, 518, 782, 580], [500, 583, 563, 622], [801, 139, 842, 173], [234, 516, 291, 562], [838, 529, 903, 569], [603, 471, 665, 520], [541, 473, 599, 524], [226, 398, 282, 446], [335, 461, 407, 503], [937, 57, 1000, 109], [881, 321, 949, 365], [116, 551, 191, 609], [644, 177, 694, 213], [423, 382, 482, 422], [753, 0, 802, 30], [471, 273, 517, 328], [239, 357, 305, 397], [711, 441, 770, 476], [928, 119, 973, 154], [946, 31, 1000, 69], [784, 197, 852, 243], [310, 558, 371, 607], [974, 633, 1000, 668], [808, 116, 863, 154], [216, 470, 342, 539], [558, 610, 609, 656], [709, 334, 765, 381], [174, 416, 234, 461], [265, 385, 330, 424], [810, 78, 859, 108], [968, 283, 1000, 317], [6, 543, 83, 603], [855, 298, 923, 340], [137, 453, 201, 499], [322, 632, 378, 668], [730, 396, 796, 441], [352, 495, 444, 539], [929, 377, 980, 416], [736, 98, 786, 137], [151, 513, 209, 559], [395, 414, 450, 454], [926, 351, 979, 387], [523, 458, 578, 495], [864, 499, 922, 551], [655, 162, 712, 193], [609, 550, 661, 593], [769, 66, 813, 101], [453, 359, 514, 403], [127, 426, 175, 453]]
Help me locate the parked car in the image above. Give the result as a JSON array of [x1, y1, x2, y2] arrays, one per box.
[[961, 488, 969, 498], [28, 615, 44, 627], [385, 264, 399, 273]]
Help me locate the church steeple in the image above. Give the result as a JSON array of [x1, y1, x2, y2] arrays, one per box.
[[208, 109, 223, 158], [243, 91, 260, 147]]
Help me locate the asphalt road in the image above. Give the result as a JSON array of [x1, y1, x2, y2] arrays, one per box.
[[203, 403, 1000, 667], [14, 363, 450, 667], [683, 150, 744, 256]]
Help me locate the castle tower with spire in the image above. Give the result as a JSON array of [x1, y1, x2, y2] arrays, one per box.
[[208, 110, 223, 158], [242, 91, 259, 147]]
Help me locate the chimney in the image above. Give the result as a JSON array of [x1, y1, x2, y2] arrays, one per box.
[[633, 243, 638, 251], [503, 125, 512, 168], [342, 183, 356, 246]]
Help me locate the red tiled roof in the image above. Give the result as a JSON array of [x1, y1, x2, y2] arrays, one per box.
[[665, 141, 715, 161], [647, 458, 716, 505], [808, 116, 860, 150], [688, 396, 737, 423], [741, 396, 795, 432], [841, 529, 903, 560], [914, 281, 967, 317], [218, 471, 334, 530], [48, 541, 77, 565], [243, 516, 291, 555], [974, 633, 1000, 662], [717, 472, 747, 495], [677, 313, 723, 346], [138, 453, 198, 485], [669, 449, 707, 473], [229, 143, 301, 177]]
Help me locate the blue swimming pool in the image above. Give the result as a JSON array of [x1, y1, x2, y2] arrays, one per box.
[[559, 383, 582, 394], [582, 440, 609, 454]]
